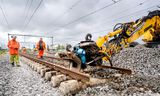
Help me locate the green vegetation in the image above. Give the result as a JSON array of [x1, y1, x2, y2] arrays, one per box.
[[0, 49, 7, 55], [55, 45, 65, 52]]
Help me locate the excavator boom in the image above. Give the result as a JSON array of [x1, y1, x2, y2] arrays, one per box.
[[59, 10, 160, 74], [97, 10, 160, 59]]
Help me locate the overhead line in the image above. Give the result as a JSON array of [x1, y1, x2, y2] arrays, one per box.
[[92, 5, 159, 34], [0, 0, 10, 28], [23, 0, 30, 17], [49, 0, 82, 26], [49, 0, 122, 32], [70, 0, 82, 9], [102, 0, 149, 22], [88, 0, 151, 30], [104, 4, 158, 24], [23, 0, 33, 29], [60, 0, 122, 27], [23, 0, 43, 31]]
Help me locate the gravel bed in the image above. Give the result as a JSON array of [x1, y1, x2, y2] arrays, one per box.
[[0, 54, 63, 96], [111, 47, 160, 76], [76, 47, 160, 96]]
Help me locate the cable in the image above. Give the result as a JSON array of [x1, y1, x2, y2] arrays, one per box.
[[0, 17, 3, 25], [49, 0, 82, 26], [88, 0, 151, 30], [0, 0, 10, 29], [59, 0, 82, 17], [23, 0, 33, 29], [23, 0, 30, 17], [61, 0, 122, 28], [49, 0, 122, 33], [23, 0, 43, 31], [21, 0, 30, 29], [88, 4, 159, 35], [104, 4, 158, 24], [70, 0, 82, 9], [102, 0, 149, 23]]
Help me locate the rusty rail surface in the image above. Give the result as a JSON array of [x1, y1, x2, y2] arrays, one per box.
[[27, 53, 72, 61], [20, 53, 90, 82], [97, 65, 132, 74], [45, 51, 56, 54]]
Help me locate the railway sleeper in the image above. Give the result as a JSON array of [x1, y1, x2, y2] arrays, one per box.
[[51, 74, 68, 87], [59, 80, 83, 95], [44, 71, 57, 81], [37, 66, 47, 74], [33, 64, 43, 71], [40, 68, 53, 77], [21, 56, 109, 95]]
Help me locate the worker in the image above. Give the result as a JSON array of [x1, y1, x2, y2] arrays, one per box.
[[36, 38, 46, 59], [22, 47, 27, 54], [73, 44, 86, 69], [7, 35, 20, 67]]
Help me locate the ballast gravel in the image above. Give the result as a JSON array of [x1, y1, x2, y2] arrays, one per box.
[[76, 47, 160, 96], [0, 54, 63, 96]]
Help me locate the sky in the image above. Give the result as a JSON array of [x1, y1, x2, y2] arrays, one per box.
[[0, 0, 159, 48]]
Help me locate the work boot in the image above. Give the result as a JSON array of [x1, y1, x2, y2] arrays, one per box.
[[81, 64, 87, 69], [17, 65, 20, 67], [11, 62, 14, 67]]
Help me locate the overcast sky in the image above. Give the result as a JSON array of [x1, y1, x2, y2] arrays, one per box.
[[0, 0, 159, 48]]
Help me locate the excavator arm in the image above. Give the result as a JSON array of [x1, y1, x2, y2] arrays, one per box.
[[96, 10, 160, 61], [59, 10, 160, 73]]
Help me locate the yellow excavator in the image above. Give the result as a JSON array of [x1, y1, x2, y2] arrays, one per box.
[[96, 10, 160, 62], [59, 10, 160, 73]]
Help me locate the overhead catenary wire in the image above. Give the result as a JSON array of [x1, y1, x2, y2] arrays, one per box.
[[23, 0, 33, 29], [57, 0, 82, 18], [23, 0, 43, 31], [23, 0, 30, 17], [50, 0, 123, 32], [48, 0, 82, 26], [0, 0, 10, 29], [89, 4, 159, 35], [61, 0, 122, 27], [69, 0, 82, 9], [84, 0, 150, 33], [0, 17, 3, 25], [51, 1, 158, 38], [103, 4, 158, 25], [50, 0, 159, 44], [96, 0, 149, 26]]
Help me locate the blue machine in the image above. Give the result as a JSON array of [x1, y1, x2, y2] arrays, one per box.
[[74, 45, 86, 65]]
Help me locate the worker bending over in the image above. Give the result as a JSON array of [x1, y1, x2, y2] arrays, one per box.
[[7, 36, 20, 67], [22, 47, 27, 54], [36, 38, 46, 59]]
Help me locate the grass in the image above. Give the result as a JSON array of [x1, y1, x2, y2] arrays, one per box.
[[0, 49, 7, 55]]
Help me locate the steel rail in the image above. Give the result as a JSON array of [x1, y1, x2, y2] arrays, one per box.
[[97, 65, 132, 74], [20, 53, 90, 82], [27, 53, 72, 61]]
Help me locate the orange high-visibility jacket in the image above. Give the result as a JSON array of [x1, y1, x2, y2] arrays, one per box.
[[8, 39, 20, 55], [36, 41, 46, 50]]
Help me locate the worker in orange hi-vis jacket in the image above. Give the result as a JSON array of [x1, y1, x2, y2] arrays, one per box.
[[7, 35, 20, 67], [36, 38, 46, 59]]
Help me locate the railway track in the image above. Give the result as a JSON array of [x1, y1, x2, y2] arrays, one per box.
[[19, 52, 131, 95], [20, 53, 90, 82]]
